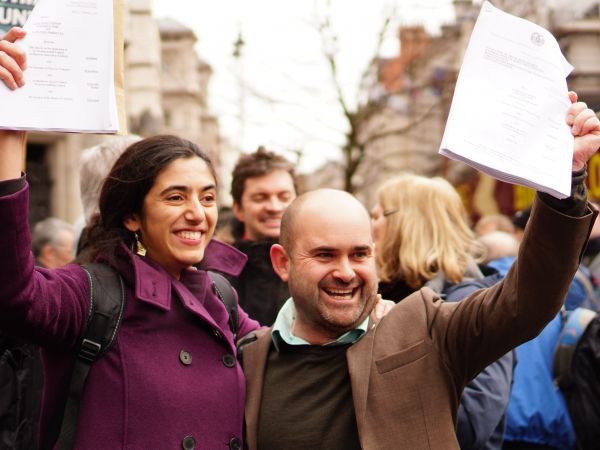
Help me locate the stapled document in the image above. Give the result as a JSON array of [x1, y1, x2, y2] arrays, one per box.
[[439, 1, 574, 198], [0, 0, 121, 134]]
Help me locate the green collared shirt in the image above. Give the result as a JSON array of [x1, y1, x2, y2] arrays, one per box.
[[271, 298, 369, 352]]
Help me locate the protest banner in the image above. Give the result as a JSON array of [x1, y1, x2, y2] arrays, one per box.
[[0, 0, 37, 33]]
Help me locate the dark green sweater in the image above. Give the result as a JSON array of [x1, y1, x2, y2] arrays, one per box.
[[257, 342, 361, 450]]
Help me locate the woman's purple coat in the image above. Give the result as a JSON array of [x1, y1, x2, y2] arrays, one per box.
[[0, 183, 260, 449]]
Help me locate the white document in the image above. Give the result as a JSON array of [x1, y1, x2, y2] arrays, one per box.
[[0, 0, 118, 133], [439, 1, 574, 198]]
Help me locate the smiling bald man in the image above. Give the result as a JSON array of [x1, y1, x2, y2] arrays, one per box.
[[240, 174, 596, 450]]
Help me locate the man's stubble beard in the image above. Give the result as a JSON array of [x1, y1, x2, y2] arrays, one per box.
[[288, 265, 379, 337]]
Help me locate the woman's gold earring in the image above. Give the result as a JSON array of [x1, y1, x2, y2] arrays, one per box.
[[135, 231, 146, 256]]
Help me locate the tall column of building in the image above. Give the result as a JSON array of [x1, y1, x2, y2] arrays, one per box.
[[125, 0, 164, 134]]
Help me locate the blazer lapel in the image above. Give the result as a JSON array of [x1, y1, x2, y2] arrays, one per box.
[[347, 324, 376, 442], [242, 328, 272, 450]]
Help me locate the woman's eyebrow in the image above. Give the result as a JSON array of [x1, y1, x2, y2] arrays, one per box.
[[158, 184, 216, 196]]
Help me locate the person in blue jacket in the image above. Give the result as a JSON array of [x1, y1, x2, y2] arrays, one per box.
[[488, 234, 595, 450]]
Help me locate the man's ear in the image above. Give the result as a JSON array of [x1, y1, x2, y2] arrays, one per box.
[[232, 202, 245, 223], [123, 214, 140, 233], [270, 243, 290, 282]]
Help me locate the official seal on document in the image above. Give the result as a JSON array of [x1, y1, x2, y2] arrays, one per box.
[[530, 32, 545, 46]]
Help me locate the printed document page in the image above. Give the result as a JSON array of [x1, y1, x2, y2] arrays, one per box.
[[439, 1, 574, 198], [0, 0, 118, 133]]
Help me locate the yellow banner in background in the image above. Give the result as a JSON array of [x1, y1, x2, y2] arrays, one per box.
[[587, 153, 600, 199]]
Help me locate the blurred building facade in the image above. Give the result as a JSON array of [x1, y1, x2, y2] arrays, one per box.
[[21, 0, 224, 226], [319, 0, 600, 215]]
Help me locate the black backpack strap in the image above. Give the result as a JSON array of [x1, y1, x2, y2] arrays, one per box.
[[55, 263, 125, 450], [208, 271, 239, 341]]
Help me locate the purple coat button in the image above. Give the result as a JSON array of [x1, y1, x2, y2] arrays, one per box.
[[222, 354, 235, 368], [182, 435, 196, 450], [179, 350, 192, 366]]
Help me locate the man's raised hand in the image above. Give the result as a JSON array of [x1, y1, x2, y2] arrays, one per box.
[[568, 91, 600, 171]]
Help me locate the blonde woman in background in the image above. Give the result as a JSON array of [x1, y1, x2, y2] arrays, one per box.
[[373, 174, 487, 300]]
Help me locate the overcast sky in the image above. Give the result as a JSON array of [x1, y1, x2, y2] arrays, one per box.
[[152, 0, 457, 171]]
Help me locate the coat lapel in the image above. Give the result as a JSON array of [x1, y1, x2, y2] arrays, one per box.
[[242, 328, 272, 450], [347, 323, 376, 443]]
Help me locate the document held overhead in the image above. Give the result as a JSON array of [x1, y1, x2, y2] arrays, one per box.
[[439, 1, 575, 199], [0, 0, 119, 134]]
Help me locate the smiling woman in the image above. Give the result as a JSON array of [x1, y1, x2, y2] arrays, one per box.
[[0, 27, 260, 450], [127, 155, 219, 276], [85, 136, 219, 279]]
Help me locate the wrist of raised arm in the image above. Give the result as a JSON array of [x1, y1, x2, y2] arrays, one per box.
[[539, 167, 588, 217], [0, 173, 26, 196], [0, 130, 27, 180]]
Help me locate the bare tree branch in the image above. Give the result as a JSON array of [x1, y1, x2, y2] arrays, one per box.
[[357, 6, 396, 97], [310, 3, 452, 193], [359, 95, 446, 146]]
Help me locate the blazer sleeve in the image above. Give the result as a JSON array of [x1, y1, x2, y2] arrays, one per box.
[[0, 182, 90, 349], [436, 195, 595, 387]]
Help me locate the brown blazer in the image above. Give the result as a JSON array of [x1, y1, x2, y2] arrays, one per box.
[[242, 197, 595, 450]]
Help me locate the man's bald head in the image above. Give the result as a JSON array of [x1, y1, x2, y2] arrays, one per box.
[[270, 188, 378, 344], [279, 189, 371, 252]]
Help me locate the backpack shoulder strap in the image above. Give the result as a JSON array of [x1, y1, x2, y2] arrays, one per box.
[[553, 307, 598, 389], [55, 263, 125, 450], [208, 271, 239, 340], [574, 268, 596, 304], [77, 263, 126, 361]]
